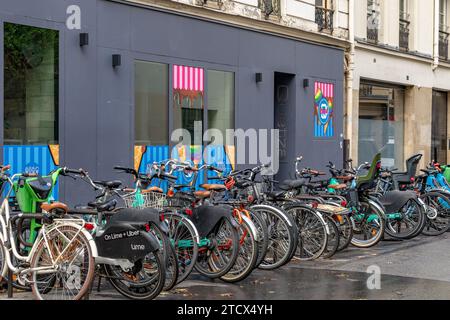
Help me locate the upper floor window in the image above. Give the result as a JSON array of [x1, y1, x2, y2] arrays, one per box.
[[315, 0, 334, 32], [439, 0, 449, 60], [440, 0, 448, 31], [367, 0, 380, 43], [399, 0, 410, 51], [399, 0, 409, 20], [315, 0, 331, 9]]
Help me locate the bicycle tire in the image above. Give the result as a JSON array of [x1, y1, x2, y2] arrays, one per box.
[[284, 203, 328, 261], [251, 204, 297, 269], [164, 212, 199, 284], [336, 214, 353, 251], [384, 199, 425, 240], [420, 191, 450, 236], [350, 200, 385, 248], [195, 217, 239, 278], [151, 225, 178, 291], [31, 225, 95, 300], [219, 216, 258, 283], [321, 215, 340, 259], [248, 209, 269, 268], [105, 250, 165, 300]]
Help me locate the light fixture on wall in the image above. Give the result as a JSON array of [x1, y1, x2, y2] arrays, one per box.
[[255, 73, 263, 83], [112, 54, 121, 68], [79, 33, 89, 47], [303, 78, 310, 88]]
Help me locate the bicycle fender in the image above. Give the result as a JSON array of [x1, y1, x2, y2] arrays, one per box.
[[241, 215, 260, 242], [312, 209, 330, 235], [43, 221, 99, 258], [251, 204, 293, 228], [366, 199, 387, 219]]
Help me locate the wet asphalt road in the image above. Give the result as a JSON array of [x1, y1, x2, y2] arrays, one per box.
[[3, 233, 450, 300]]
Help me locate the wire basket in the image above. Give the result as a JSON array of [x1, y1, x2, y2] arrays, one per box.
[[122, 191, 167, 211]]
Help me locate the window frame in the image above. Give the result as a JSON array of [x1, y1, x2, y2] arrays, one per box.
[[2, 19, 63, 147], [130, 53, 237, 153], [133, 59, 170, 147]]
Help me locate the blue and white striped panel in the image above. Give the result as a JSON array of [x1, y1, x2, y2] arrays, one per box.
[[137, 145, 233, 191], [3, 145, 58, 199]]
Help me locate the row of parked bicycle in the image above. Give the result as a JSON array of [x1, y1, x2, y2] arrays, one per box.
[[0, 152, 449, 300]]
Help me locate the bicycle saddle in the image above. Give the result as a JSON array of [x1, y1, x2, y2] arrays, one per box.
[[89, 199, 117, 212], [279, 179, 309, 191], [336, 175, 354, 181], [266, 191, 285, 200], [142, 186, 163, 193], [94, 180, 122, 189], [199, 184, 227, 191], [327, 183, 347, 190], [97, 199, 117, 212], [41, 202, 69, 214], [193, 190, 211, 199], [281, 179, 325, 191]]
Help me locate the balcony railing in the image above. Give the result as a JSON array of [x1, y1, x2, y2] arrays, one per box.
[[259, 0, 280, 19], [439, 30, 449, 60], [315, 7, 334, 32], [399, 18, 410, 51], [367, 27, 378, 43]]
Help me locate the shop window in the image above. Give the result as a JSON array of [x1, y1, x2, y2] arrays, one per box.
[[358, 83, 405, 169], [172, 65, 204, 145], [3, 23, 59, 145], [206, 70, 234, 145], [134, 61, 169, 146]]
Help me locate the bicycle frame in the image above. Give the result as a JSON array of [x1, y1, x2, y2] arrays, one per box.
[[0, 173, 97, 279]]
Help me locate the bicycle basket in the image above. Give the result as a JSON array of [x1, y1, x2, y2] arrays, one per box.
[[142, 191, 167, 210], [122, 191, 167, 210], [122, 192, 145, 209]]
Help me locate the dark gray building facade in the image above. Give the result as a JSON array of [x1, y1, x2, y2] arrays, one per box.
[[0, 0, 344, 204]]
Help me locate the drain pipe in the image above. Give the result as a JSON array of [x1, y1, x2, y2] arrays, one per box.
[[344, 0, 355, 161], [433, 0, 440, 71]]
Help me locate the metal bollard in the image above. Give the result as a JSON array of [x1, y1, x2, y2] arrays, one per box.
[[7, 270, 13, 298]]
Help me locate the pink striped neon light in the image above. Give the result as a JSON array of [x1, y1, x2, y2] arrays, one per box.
[[173, 64, 205, 92], [173, 65, 178, 90]]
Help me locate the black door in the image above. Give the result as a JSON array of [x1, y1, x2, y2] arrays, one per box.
[[274, 72, 296, 182]]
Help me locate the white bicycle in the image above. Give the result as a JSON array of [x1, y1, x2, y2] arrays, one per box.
[[0, 165, 97, 300]]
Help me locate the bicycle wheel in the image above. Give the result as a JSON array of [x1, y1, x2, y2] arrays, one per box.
[[219, 216, 258, 283], [164, 212, 199, 284], [0, 237, 6, 281], [321, 215, 339, 259], [105, 250, 165, 300], [151, 225, 178, 291], [164, 242, 179, 291], [384, 199, 425, 239], [195, 218, 239, 278], [251, 204, 297, 269], [285, 204, 328, 261], [351, 200, 385, 248], [248, 210, 269, 268], [30, 225, 95, 300], [335, 214, 353, 251], [420, 192, 450, 236]]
